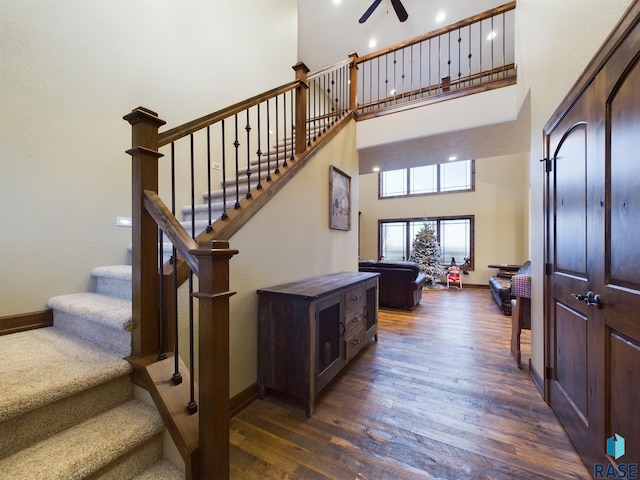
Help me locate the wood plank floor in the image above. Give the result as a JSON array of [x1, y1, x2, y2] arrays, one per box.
[[230, 288, 591, 479]]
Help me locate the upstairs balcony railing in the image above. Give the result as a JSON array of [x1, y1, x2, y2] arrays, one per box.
[[124, 3, 516, 479], [354, 1, 516, 117]]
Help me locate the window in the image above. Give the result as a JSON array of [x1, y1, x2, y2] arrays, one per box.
[[379, 216, 474, 269], [379, 160, 474, 198]]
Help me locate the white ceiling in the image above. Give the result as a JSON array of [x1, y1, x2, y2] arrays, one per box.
[[298, 0, 509, 71], [297, 0, 530, 170]]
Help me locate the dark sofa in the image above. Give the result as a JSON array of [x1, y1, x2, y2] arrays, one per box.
[[358, 261, 427, 310], [489, 261, 531, 315]]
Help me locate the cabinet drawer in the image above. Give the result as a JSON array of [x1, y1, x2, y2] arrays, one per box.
[[345, 326, 365, 361], [344, 309, 363, 336], [344, 286, 365, 323]]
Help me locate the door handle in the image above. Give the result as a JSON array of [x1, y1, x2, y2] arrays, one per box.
[[571, 291, 603, 308]]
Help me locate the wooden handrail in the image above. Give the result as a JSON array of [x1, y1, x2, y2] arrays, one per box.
[[355, 1, 516, 64], [356, 63, 516, 112], [307, 57, 353, 81], [143, 190, 199, 275], [158, 80, 302, 147], [158, 59, 354, 148]]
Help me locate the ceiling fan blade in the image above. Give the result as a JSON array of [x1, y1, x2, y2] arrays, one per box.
[[390, 0, 409, 22], [359, 0, 383, 24]]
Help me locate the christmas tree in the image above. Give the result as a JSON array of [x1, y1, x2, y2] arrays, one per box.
[[410, 223, 446, 285]]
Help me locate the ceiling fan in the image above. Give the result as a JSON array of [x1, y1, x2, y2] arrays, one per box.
[[359, 0, 409, 24]]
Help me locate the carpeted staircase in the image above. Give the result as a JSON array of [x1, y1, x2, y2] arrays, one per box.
[[0, 266, 184, 479], [0, 125, 328, 478]]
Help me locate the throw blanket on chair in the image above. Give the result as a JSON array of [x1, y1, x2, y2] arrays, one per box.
[[513, 274, 531, 299]]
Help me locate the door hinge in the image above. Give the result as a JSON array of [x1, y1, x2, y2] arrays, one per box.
[[545, 366, 554, 379], [545, 263, 553, 276], [540, 157, 552, 173]]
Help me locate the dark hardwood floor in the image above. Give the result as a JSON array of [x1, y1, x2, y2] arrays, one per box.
[[230, 288, 591, 479]]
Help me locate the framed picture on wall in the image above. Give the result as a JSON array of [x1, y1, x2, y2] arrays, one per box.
[[329, 165, 351, 231]]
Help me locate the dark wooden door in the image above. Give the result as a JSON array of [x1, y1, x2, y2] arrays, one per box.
[[545, 5, 640, 472], [546, 107, 603, 470], [602, 47, 640, 468]]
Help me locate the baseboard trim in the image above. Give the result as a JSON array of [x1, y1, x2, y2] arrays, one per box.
[[529, 359, 545, 399], [231, 383, 258, 417], [0, 310, 53, 336]]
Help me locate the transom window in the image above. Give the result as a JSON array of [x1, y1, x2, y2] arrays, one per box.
[[379, 216, 474, 269], [379, 160, 474, 198]]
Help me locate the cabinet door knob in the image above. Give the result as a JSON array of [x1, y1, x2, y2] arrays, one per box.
[[351, 316, 359, 323], [352, 338, 361, 346], [351, 295, 360, 301]]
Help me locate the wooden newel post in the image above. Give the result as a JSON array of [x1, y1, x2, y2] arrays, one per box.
[[348, 52, 359, 113], [191, 240, 238, 480], [293, 61, 310, 155], [124, 107, 166, 358]]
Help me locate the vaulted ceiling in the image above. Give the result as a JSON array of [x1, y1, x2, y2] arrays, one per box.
[[297, 0, 530, 171]]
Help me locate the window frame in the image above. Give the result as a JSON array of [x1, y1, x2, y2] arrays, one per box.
[[378, 215, 475, 270], [378, 160, 475, 199]]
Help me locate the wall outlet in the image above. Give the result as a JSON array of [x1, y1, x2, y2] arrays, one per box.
[[116, 216, 132, 227], [212, 162, 221, 170]]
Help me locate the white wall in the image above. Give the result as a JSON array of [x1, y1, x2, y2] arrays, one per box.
[[359, 152, 529, 286], [356, 86, 521, 150], [0, 0, 298, 316], [515, 0, 633, 376]]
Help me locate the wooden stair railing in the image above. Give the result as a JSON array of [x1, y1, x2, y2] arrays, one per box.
[[124, 59, 353, 480], [353, 1, 516, 117], [122, 4, 518, 478]]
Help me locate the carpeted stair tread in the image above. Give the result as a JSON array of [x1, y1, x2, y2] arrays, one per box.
[[0, 399, 164, 480], [93, 265, 132, 300], [47, 292, 132, 331], [0, 327, 131, 423], [92, 265, 132, 281], [48, 292, 133, 355], [132, 459, 185, 480]]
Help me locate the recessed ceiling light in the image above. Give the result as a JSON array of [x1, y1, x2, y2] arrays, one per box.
[[390, 89, 396, 95], [487, 31, 497, 41], [448, 156, 458, 161], [435, 11, 446, 23], [333, 0, 342, 4], [373, 167, 380, 172], [369, 38, 377, 49]]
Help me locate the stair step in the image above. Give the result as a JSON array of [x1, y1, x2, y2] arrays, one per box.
[[132, 459, 185, 479], [0, 327, 132, 457], [47, 292, 132, 356], [181, 203, 227, 223], [0, 399, 164, 480], [93, 265, 132, 300], [221, 166, 288, 189]]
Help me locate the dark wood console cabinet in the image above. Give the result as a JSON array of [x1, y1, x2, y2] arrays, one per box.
[[257, 271, 379, 416]]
